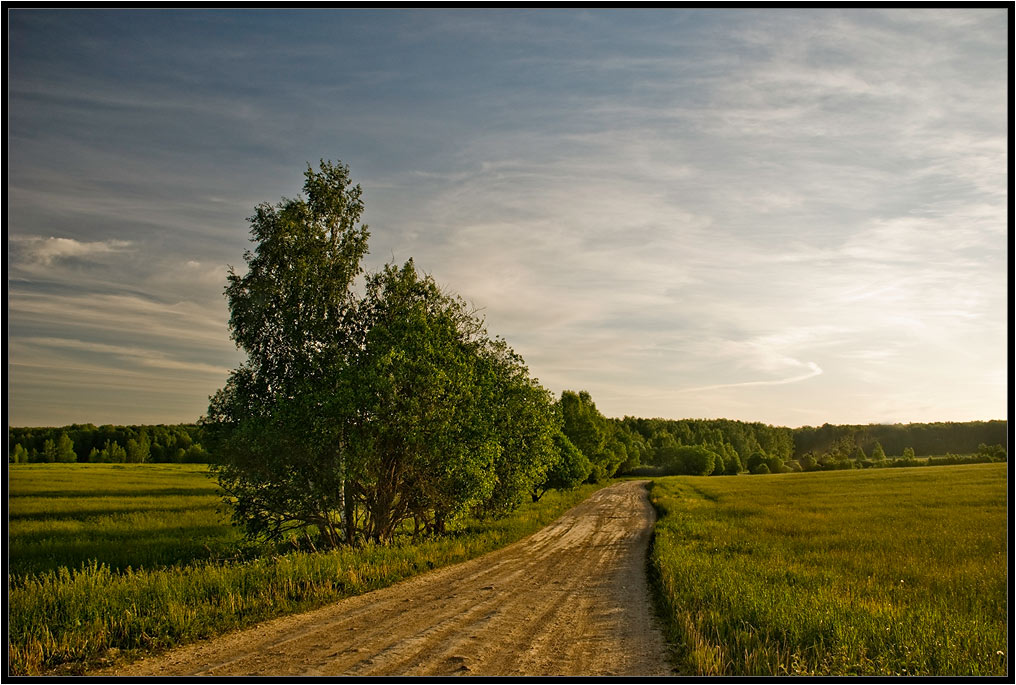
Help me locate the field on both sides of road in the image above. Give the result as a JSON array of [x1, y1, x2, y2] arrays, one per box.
[[648, 463, 1008, 676], [7, 463, 608, 675]]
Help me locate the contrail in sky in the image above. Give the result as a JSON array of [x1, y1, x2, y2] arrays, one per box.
[[678, 362, 823, 393]]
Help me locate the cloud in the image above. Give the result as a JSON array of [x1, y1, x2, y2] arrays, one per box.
[[678, 361, 824, 393], [21, 337, 233, 378], [11, 235, 132, 265], [7, 289, 235, 352]]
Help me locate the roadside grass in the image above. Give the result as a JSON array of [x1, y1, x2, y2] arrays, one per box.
[[648, 463, 1008, 676], [7, 463, 608, 675]]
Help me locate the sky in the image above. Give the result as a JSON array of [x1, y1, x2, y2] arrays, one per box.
[[7, 8, 1009, 428]]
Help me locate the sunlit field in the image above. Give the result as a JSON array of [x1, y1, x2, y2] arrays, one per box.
[[7, 463, 607, 675], [9, 463, 241, 576], [649, 463, 1008, 676]]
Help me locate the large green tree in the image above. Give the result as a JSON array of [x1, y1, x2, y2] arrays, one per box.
[[342, 261, 495, 541], [341, 261, 560, 539], [473, 339, 560, 518], [206, 160, 369, 549], [206, 160, 559, 548]]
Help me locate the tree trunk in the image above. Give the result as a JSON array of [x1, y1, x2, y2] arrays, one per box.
[[344, 477, 355, 544]]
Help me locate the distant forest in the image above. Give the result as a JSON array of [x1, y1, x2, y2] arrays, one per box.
[[7, 414, 1006, 470], [8, 424, 208, 464]]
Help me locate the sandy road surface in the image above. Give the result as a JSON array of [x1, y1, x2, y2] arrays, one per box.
[[108, 480, 674, 677]]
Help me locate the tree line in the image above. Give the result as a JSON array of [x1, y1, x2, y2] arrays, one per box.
[[590, 414, 1007, 476], [11, 412, 1004, 475], [8, 424, 209, 464], [792, 420, 1006, 459]]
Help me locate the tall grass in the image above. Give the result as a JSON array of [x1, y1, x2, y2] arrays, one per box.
[[649, 463, 1008, 676], [7, 462, 606, 675]]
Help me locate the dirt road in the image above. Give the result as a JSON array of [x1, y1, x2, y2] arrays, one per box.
[[109, 480, 674, 677]]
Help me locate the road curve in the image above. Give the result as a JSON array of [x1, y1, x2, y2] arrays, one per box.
[[108, 480, 674, 677]]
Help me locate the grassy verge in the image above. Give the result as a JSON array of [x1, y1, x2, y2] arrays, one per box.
[[8, 465, 608, 676], [648, 463, 1007, 676]]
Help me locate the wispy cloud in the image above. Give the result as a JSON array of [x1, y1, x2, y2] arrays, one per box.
[[21, 337, 232, 377], [10, 235, 133, 265], [679, 362, 824, 394]]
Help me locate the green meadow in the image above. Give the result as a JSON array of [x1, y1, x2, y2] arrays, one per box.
[[7, 463, 606, 675], [649, 463, 1008, 676], [9, 463, 241, 576]]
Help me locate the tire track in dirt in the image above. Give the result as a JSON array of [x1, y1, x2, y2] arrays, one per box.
[[106, 480, 674, 677]]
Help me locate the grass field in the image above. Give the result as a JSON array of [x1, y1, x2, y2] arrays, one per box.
[[648, 463, 1008, 676], [7, 463, 608, 675], [9, 463, 242, 576]]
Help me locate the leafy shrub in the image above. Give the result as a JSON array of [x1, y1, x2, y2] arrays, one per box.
[[977, 443, 1006, 461], [659, 445, 717, 476], [723, 452, 742, 475], [745, 451, 767, 473], [710, 452, 726, 476]]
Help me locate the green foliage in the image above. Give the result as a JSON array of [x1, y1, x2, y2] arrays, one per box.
[[342, 261, 560, 537], [98, 440, 127, 463], [560, 390, 625, 481], [902, 446, 915, 459], [613, 429, 646, 474], [976, 443, 1006, 461], [749, 462, 770, 475], [925, 453, 1005, 468], [125, 431, 150, 463], [41, 439, 57, 463], [533, 432, 593, 501], [745, 450, 767, 473], [620, 416, 794, 468], [870, 441, 886, 460], [9, 424, 207, 464], [207, 160, 370, 549], [658, 445, 717, 476], [7, 462, 607, 675], [792, 421, 1006, 460], [884, 455, 924, 468], [346, 261, 492, 538], [10, 442, 30, 463], [207, 160, 560, 548], [55, 433, 77, 463], [649, 464, 1007, 676]]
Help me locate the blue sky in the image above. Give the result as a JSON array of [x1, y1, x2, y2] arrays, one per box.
[[7, 9, 1009, 427]]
